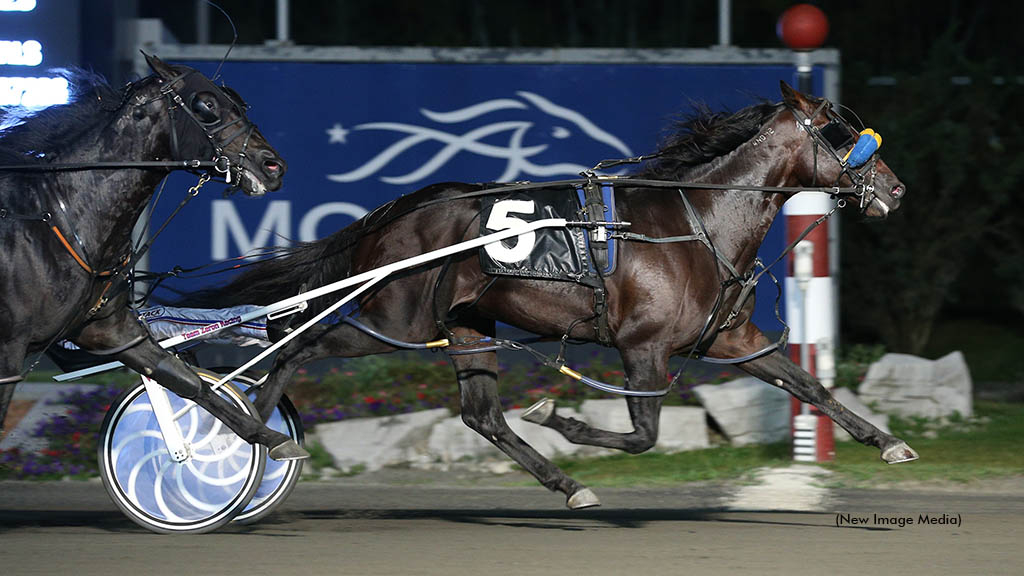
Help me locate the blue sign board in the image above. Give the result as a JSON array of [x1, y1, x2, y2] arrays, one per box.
[[149, 59, 821, 329]]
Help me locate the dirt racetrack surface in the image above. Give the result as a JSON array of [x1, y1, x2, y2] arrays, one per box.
[[1, 471, 1022, 576]]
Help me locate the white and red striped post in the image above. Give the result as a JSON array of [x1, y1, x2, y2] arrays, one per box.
[[784, 192, 835, 462]]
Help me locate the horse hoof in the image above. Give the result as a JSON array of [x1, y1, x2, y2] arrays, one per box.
[[268, 439, 310, 461], [881, 441, 919, 464], [522, 398, 555, 425], [567, 488, 601, 510]]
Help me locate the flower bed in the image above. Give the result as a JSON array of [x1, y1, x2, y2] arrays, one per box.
[[0, 352, 730, 480], [1, 385, 123, 480]]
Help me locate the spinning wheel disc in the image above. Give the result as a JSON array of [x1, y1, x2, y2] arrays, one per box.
[[98, 371, 265, 534]]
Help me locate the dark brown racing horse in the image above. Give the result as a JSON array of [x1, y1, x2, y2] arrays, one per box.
[[0, 55, 306, 460], [181, 82, 913, 507]]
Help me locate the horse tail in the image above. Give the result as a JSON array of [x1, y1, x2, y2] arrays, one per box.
[[173, 237, 347, 309]]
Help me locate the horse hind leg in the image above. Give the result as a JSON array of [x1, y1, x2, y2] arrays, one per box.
[[251, 324, 336, 422], [253, 322, 404, 422], [449, 326, 598, 509], [524, 345, 667, 455], [0, 382, 18, 436]]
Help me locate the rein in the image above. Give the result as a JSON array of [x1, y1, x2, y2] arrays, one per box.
[[408, 175, 870, 210], [0, 158, 230, 173]]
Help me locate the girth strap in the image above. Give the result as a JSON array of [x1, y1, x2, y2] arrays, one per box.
[[580, 180, 609, 272]]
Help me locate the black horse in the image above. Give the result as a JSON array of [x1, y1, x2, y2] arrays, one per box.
[[180, 82, 913, 506], [0, 54, 306, 460]]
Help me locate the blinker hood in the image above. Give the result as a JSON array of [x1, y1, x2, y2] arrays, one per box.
[[843, 129, 882, 168]]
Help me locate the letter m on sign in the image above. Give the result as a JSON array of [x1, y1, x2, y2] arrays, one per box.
[[212, 200, 292, 259]]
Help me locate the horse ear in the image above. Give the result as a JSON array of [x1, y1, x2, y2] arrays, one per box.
[[779, 80, 810, 111], [142, 51, 176, 81]]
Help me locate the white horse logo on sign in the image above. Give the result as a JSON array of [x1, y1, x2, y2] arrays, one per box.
[[325, 91, 632, 185]]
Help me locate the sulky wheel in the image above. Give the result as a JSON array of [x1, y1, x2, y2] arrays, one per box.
[[223, 370, 305, 525], [98, 370, 266, 534]]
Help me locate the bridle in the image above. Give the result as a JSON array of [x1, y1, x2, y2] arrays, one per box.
[[788, 98, 884, 212], [0, 72, 255, 180], [154, 67, 260, 188]]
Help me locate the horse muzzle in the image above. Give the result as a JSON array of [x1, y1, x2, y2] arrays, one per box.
[[863, 184, 905, 219], [235, 150, 286, 196]]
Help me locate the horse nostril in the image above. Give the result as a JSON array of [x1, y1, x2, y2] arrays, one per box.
[[891, 185, 905, 199], [263, 159, 282, 174]]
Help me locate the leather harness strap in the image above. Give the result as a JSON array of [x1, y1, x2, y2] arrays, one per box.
[[50, 225, 114, 277]]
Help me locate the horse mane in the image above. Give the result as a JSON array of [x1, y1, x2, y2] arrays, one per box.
[[639, 101, 781, 178], [0, 69, 127, 166]]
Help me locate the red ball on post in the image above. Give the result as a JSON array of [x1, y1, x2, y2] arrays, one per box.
[[777, 4, 829, 50]]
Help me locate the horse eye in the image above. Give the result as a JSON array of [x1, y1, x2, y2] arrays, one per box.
[[190, 94, 220, 124]]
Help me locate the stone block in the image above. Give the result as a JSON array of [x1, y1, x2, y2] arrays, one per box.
[[693, 377, 790, 446], [657, 405, 711, 452], [858, 351, 973, 419], [425, 406, 585, 466], [314, 408, 451, 472]]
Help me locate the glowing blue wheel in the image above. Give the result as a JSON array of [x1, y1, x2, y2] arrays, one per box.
[[98, 371, 265, 534]]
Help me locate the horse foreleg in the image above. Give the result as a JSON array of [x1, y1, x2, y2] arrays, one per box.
[[449, 329, 597, 509], [523, 345, 666, 454], [116, 338, 308, 461], [73, 311, 307, 461], [708, 325, 918, 464]]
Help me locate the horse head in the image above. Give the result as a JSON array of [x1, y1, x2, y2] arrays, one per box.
[[778, 81, 905, 219], [139, 53, 286, 196]]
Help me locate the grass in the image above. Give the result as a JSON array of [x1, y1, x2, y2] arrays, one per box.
[[555, 442, 792, 487], [548, 401, 1023, 489], [824, 401, 1024, 486]]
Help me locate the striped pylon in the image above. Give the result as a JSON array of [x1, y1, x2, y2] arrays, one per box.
[[784, 191, 835, 462]]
